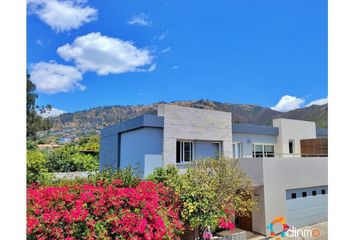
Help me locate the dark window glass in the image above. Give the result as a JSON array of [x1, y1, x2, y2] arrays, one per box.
[[184, 142, 191, 162], [312, 191, 317, 196], [289, 141, 294, 154], [302, 192, 307, 197], [176, 141, 181, 163], [291, 193, 296, 199], [321, 189, 326, 195]]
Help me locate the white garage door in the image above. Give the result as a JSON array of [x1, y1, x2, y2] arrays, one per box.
[[286, 186, 328, 228]]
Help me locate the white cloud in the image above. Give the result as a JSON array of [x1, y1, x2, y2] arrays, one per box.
[[27, 0, 97, 32], [271, 95, 305, 112], [127, 13, 152, 26], [148, 63, 156, 72], [157, 31, 168, 40], [57, 32, 154, 75], [306, 97, 328, 107], [172, 65, 179, 69], [161, 47, 171, 53], [30, 61, 84, 94], [39, 107, 66, 118]]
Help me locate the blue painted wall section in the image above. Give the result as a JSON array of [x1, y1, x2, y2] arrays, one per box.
[[99, 115, 164, 171]]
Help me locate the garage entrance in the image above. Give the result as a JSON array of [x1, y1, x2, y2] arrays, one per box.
[[286, 186, 328, 228]]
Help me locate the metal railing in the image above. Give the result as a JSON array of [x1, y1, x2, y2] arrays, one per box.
[[236, 153, 328, 158]]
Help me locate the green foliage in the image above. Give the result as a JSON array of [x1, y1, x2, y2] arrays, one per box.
[[148, 157, 256, 230], [27, 150, 53, 185], [147, 164, 181, 191], [26, 140, 38, 151], [46, 144, 99, 172], [26, 74, 52, 139], [76, 135, 100, 152]]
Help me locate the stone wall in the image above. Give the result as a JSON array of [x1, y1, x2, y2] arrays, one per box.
[[157, 104, 233, 166]]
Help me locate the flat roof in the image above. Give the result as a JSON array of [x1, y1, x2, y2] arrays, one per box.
[[101, 114, 164, 137], [232, 123, 279, 136]]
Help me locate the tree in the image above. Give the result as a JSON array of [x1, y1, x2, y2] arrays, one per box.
[[27, 150, 53, 184], [148, 157, 256, 232], [26, 73, 52, 139]]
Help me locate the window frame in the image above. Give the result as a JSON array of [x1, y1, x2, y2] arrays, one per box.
[[233, 142, 243, 158], [211, 141, 222, 158], [176, 140, 194, 163], [252, 143, 275, 158]]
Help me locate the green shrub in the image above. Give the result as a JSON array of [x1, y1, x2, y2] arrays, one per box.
[[46, 145, 99, 172], [27, 150, 53, 185], [148, 157, 256, 231]]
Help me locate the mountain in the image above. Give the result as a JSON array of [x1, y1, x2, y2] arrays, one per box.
[[46, 100, 328, 139]]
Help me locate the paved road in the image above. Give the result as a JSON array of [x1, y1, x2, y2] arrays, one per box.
[[248, 221, 328, 240]]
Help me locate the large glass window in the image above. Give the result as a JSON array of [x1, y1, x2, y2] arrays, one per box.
[[176, 140, 194, 163], [253, 144, 275, 158], [233, 142, 242, 158], [264, 145, 275, 157], [253, 144, 264, 157]]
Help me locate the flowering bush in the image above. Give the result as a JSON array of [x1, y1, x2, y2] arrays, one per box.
[[27, 179, 183, 239]]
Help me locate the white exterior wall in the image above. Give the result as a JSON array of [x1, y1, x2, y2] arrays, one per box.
[[238, 157, 328, 235], [157, 104, 233, 165], [272, 118, 316, 155]]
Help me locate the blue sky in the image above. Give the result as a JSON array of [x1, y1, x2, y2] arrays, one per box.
[[27, 0, 328, 115]]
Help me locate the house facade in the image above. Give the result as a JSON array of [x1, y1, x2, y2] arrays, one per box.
[[99, 104, 328, 235]]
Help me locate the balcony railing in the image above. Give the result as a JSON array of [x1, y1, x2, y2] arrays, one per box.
[[236, 153, 328, 158]]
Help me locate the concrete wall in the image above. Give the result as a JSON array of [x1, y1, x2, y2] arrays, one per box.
[[238, 157, 328, 235], [252, 186, 266, 235], [120, 127, 162, 175], [158, 104, 233, 165], [232, 133, 277, 156], [273, 118, 316, 155]]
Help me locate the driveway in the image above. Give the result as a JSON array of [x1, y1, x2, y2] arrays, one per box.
[[247, 221, 328, 240]]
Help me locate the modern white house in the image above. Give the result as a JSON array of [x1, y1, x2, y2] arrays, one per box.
[[100, 104, 328, 236]]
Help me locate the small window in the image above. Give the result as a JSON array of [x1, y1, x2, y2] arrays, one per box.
[[291, 193, 296, 199], [302, 192, 307, 197], [176, 140, 194, 163], [321, 189, 326, 195], [312, 190, 317, 196], [289, 140, 294, 154], [233, 142, 242, 158]]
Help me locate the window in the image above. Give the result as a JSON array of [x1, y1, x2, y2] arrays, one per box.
[[212, 142, 222, 158], [291, 193, 296, 199], [264, 145, 275, 157], [289, 140, 294, 154], [253, 144, 264, 157], [321, 189, 326, 195], [176, 141, 194, 163], [253, 144, 275, 158], [312, 190, 317, 196], [233, 142, 242, 158], [302, 192, 307, 197]]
